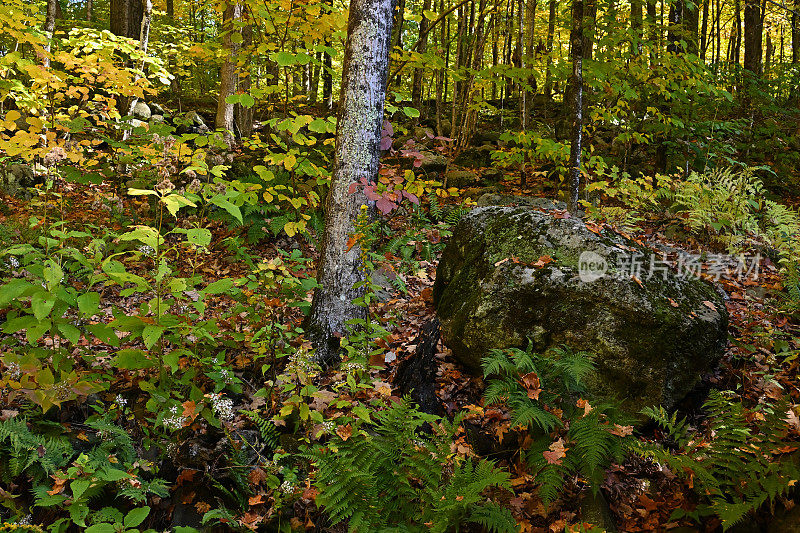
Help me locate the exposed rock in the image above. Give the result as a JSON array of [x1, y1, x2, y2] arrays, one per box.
[[453, 145, 495, 168], [473, 130, 503, 144], [149, 114, 164, 124], [149, 102, 166, 115], [186, 110, 206, 127], [476, 193, 566, 211], [433, 206, 728, 417], [132, 101, 151, 120], [0, 163, 38, 197], [444, 170, 479, 188], [416, 151, 448, 172], [481, 168, 504, 182]]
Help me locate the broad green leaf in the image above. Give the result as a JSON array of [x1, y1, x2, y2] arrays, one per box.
[[203, 278, 234, 294], [0, 279, 33, 306], [77, 292, 101, 316], [31, 291, 56, 320], [112, 349, 154, 370], [58, 323, 80, 345], [210, 195, 242, 224], [402, 106, 420, 118], [124, 506, 150, 528], [142, 325, 165, 349], [70, 479, 93, 501]]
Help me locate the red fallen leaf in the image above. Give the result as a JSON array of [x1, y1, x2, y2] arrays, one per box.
[[346, 235, 360, 251], [456, 495, 464, 501], [248, 494, 266, 506], [520, 372, 542, 400], [553, 210, 571, 219], [786, 408, 800, 431], [176, 468, 199, 486], [248, 467, 267, 486], [638, 494, 658, 511], [702, 300, 718, 311], [302, 486, 319, 501], [47, 476, 67, 496], [668, 298, 679, 307], [543, 438, 568, 465], [632, 275, 644, 289], [534, 255, 554, 268], [420, 287, 434, 303], [494, 257, 509, 267], [336, 424, 353, 441]]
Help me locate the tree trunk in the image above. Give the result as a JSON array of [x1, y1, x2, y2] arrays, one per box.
[[87, 0, 94, 22], [411, 0, 432, 115], [544, 0, 557, 96], [631, 0, 642, 53], [43, 0, 59, 68], [216, 1, 242, 142], [121, 0, 152, 142], [110, 0, 144, 39], [567, 0, 583, 214], [699, 0, 708, 59], [235, 20, 254, 138], [684, 0, 699, 54], [306, 0, 395, 364], [743, 0, 762, 76], [793, 0, 800, 63]]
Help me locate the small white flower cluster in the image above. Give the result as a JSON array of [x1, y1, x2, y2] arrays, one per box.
[[342, 361, 366, 373], [16, 514, 33, 525], [218, 368, 233, 383], [286, 349, 315, 375], [7, 256, 19, 269], [209, 393, 235, 421], [322, 420, 335, 433], [138, 245, 155, 256], [115, 394, 127, 408], [279, 480, 295, 494], [163, 405, 186, 430], [4, 362, 21, 380]]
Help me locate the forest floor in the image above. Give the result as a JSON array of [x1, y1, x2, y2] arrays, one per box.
[[1, 148, 799, 532]]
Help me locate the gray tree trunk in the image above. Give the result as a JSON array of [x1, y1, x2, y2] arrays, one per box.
[[306, 0, 396, 364], [43, 0, 59, 68], [567, 0, 583, 214], [216, 1, 242, 142], [121, 0, 152, 142]]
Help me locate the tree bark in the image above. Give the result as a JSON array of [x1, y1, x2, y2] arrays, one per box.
[[793, 0, 800, 63], [684, 0, 699, 54], [43, 0, 59, 68], [544, 0, 557, 96], [699, 0, 709, 59], [567, 0, 583, 214], [235, 19, 254, 138], [411, 0, 432, 115], [306, 0, 396, 364], [215, 1, 242, 142], [743, 0, 762, 76], [87, 0, 94, 22], [121, 0, 152, 142], [110, 0, 144, 39]]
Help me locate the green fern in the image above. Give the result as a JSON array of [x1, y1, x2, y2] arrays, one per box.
[[636, 390, 800, 531], [483, 345, 634, 507], [305, 399, 516, 532], [243, 410, 280, 452]]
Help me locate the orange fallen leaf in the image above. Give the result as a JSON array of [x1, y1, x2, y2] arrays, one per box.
[[336, 424, 353, 441]]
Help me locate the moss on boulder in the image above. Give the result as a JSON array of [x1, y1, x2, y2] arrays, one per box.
[[433, 206, 728, 417]]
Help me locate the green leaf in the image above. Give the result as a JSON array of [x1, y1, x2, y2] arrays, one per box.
[[118, 225, 165, 249], [58, 323, 80, 345], [43, 259, 64, 288], [142, 325, 166, 350], [239, 93, 255, 108], [26, 320, 50, 343], [402, 106, 420, 118], [179, 228, 212, 247], [99, 468, 130, 482], [112, 349, 154, 370], [128, 188, 159, 196], [203, 278, 234, 295], [210, 195, 242, 224], [70, 479, 92, 500], [77, 292, 101, 316], [124, 506, 150, 528], [161, 194, 197, 218], [31, 291, 56, 320], [0, 279, 33, 306], [271, 51, 296, 67], [85, 524, 116, 533]]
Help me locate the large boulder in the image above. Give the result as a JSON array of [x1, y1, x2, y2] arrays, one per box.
[[132, 101, 151, 120], [433, 206, 728, 416]]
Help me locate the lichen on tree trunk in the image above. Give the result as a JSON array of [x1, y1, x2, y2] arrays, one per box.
[[306, 0, 396, 364]]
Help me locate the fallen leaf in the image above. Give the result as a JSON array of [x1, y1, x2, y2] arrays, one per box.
[[543, 438, 568, 465], [576, 398, 593, 416], [336, 424, 353, 441]]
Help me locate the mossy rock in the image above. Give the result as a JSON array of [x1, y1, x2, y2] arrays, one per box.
[[433, 206, 728, 418]]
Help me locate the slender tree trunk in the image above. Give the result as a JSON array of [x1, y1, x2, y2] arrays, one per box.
[[646, 0, 658, 60], [544, 0, 557, 96], [567, 0, 583, 214], [684, 0, 699, 54], [631, 0, 643, 53], [121, 0, 153, 142], [412, 0, 432, 115], [581, 0, 595, 61], [216, 1, 241, 142], [43, 0, 59, 68], [699, 0, 708, 59], [306, 0, 396, 364], [323, 0, 335, 109], [235, 20, 254, 137], [87, 0, 94, 22], [793, 0, 800, 63], [311, 51, 322, 104]]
